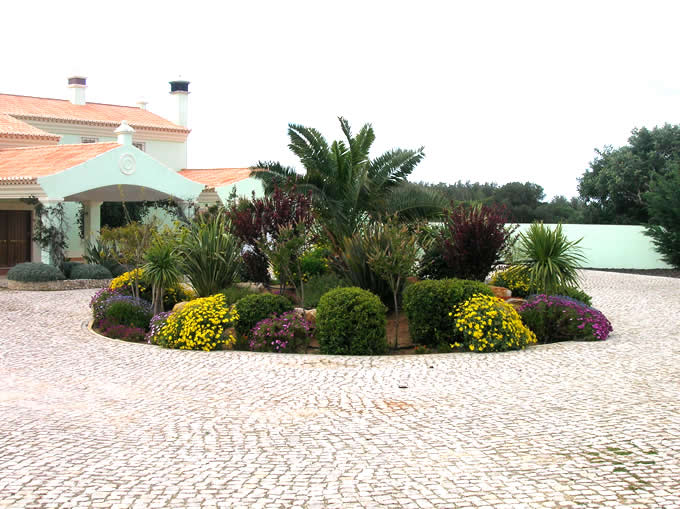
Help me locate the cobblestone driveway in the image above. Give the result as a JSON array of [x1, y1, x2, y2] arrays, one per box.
[[1, 271, 679, 508]]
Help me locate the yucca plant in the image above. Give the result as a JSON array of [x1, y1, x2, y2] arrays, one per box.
[[143, 240, 182, 315], [515, 223, 586, 294], [178, 211, 242, 297]]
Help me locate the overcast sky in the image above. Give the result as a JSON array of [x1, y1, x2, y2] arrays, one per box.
[[3, 0, 679, 199]]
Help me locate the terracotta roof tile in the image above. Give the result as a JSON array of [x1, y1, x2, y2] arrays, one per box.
[[0, 94, 189, 133], [178, 168, 253, 188], [0, 143, 119, 182], [0, 113, 61, 141]]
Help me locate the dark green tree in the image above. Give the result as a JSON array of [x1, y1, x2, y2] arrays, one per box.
[[492, 181, 545, 223], [644, 165, 680, 268], [578, 124, 680, 224]]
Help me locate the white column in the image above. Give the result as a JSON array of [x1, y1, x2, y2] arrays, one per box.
[[82, 201, 103, 244]]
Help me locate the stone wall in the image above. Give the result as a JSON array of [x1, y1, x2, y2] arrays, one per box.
[[8, 279, 111, 291]]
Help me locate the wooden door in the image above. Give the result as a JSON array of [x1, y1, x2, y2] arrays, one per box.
[[0, 211, 32, 268]]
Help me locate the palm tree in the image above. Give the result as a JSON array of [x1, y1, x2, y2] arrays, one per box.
[[252, 117, 447, 246]]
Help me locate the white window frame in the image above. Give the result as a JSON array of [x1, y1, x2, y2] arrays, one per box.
[[81, 137, 98, 144], [132, 141, 146, 152]]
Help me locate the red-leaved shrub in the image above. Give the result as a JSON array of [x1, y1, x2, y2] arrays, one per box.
[[439, 204, 517, 281]]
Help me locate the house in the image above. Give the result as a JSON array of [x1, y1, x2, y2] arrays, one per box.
[[0, 76, 263, 272]]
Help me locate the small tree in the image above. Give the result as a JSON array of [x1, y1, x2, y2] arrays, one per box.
[[100, 220, 157, 299], [258, 223, 308, 304], [366, 221, 421, 350]]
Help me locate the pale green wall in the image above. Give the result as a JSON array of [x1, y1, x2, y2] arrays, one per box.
[[63, 202, 83, 259], [515, 224, 672, 269], [215, 178, 264, 202], [57, 135, 187, 170]]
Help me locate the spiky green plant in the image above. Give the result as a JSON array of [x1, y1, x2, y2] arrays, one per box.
[[515, 223, 586, 294], [178, 211, 242, 297], [143, 240, 183, 315]]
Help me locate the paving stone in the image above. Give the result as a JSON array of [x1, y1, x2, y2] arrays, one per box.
[[0, 271, 678, 507]]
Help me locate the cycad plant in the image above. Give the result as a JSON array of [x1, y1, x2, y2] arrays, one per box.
[[143, 240, 182, 315], [515, 223, 586, 294], [178, 211, 242, 297], [252, 117, 447, 247]]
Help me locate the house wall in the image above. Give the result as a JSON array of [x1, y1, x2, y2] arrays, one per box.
[[515, 224, 672, 269]]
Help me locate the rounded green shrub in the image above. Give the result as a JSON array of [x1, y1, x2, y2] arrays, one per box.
[[554, 286, 592, 306], [7, 262, 65, 282], [234, 293, 294, 337], [60, 261, 82, 279], [402, 278, 494, 347], [70, 263, 113, 280], [220, 285, 259, 307], [316, 287, 388, 355], [103, 298, 153, 329]]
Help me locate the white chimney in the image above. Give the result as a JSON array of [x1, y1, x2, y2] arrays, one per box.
[[136, 99, 148, 110], [169, 79, 190, 127], [67, 76, 87, 105], [115, 121, 135, 145]]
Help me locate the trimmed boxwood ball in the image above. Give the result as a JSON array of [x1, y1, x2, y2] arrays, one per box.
[[69, 263, 112, 280], [316, 287, 388, 355], [403, 278, 494, 347], [103, 298, 153, 330], [234, 293, 294, 337], [7, 262, 65, 282]]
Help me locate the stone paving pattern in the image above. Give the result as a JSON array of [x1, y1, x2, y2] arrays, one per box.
[[0, 271, 678, 508]]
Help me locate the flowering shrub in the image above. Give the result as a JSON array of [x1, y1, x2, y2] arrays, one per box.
[[249, 311, 314, 353], [100, 296, 153, 329], [234, 293, 294, 337], [109, 269, 194, 310], [90, 287, 123, 321], [489, 265, 531, 298], [451, 294, 537, 352], [154, 294, 238, 351], [518, 295, 612, 343], [145, 311, 172, 344], [96, 318, 146, 342]]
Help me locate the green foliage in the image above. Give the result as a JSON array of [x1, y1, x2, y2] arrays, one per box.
[[316, 287, 388, 355], [555, 286, 592, 306], [418, 241, 458, 280], [20, 197, 68, 268], [515, 223, 586, 294], [402, 278, 494, 347], [143, 240, 183, 315], [259, 223, 308, 303], [644, 167, 680, 269], [302, 273, 349, 309], [234, 293, 294, 337], [451, 294, 537, 352], [299, 246, 330, 280], [104, 300, 153, 330], [178, 211, 242, 297], [253, 117, 446, 247], [578, 124, 680, 224], [366, 220, 422, 349], [60, 261, 82, 279], [220, 285, 260, 307], [83, 239, 127, 277], [7, 262, 65, 282], [489, 265, 532, 298], [69, 264, 113, 280]]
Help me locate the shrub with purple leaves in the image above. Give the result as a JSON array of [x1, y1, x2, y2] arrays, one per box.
[[518, 294, 612, 343], [249, 311, 314, 353], [90, 288, 123, 321], [96, 317, 146, 342], [145, 311, 172, 344]]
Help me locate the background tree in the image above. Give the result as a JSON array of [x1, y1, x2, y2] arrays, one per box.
[[644, 166, 680, 269], [578, 124, 680, 224]]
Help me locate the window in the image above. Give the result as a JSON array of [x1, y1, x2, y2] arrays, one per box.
[[81, 137, 98, 144], [132, 141, 146, 152]]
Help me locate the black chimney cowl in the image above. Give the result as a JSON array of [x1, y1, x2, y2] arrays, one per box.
[[169, 80, 190, 93]]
